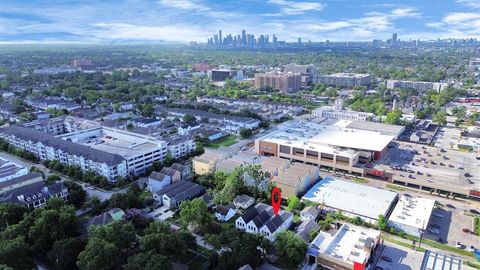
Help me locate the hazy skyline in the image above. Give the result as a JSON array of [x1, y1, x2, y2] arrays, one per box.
[[1, 0, 479, 44]]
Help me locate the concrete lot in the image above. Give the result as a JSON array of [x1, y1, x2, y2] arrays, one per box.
[[434, 126, 480, 152], [374, 242, 424, 270]]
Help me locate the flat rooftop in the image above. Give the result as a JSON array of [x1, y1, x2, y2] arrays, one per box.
[[258, 121, 394, 152], [420, 250, 463, 270], [58, 127, 162, 159], [388, 195, 435, 230], [302, 177, 397, 221], [310, 223, 381, 265]]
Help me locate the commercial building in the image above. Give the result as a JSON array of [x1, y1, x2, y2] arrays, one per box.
[[307, 223, 381, 270], [283, 64, 316, 87], [420, 250, 463, 270], [235, 203, 293, 241], [0, 181, 69, 208], [313, 73, 371, 87], [302, 177, 398, 224], [207, 69, 236, 81], [254, 72, 302, 92], [255, 121, 395, 176], [386, 80, 448, 92], [387, 195, 435, 237]]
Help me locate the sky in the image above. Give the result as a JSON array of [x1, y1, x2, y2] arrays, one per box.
[[1, 0, 480, 44]]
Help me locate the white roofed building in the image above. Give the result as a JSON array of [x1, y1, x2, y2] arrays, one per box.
[[387, 195, 435, 237], [302, 177, 398, 224]]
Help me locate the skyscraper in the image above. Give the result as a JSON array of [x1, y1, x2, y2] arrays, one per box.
[[219, 30, 222, 45], [392, 33, 398, 44], [298, 37, 302, 44], [242, 30, 246, 46]]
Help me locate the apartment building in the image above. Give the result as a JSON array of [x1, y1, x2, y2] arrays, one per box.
[[386, 80, 448, 92], [254, 72, 302, 92], [314, 73, 371, 87]]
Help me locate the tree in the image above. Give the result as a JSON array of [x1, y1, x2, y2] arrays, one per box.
[[28, 203, 78, 256], [274, 231, 307, 267], [123, 251, 172, 270], [0, 203, 28, 230], [183, 114, 197, 126], [77, 238, 120, 270], [239, 128, 252, 139], [214, 171, 243, 204], [179, 198, 211, 229], [378, 214, 387, 231], [433, 111, 447, 125], [163, 152, 175, 167], [64, 181, 87, 209], [287, 195, 302, 211], [47, 237, 86, 270], [385, 109, 402, 125], [45, 174, 61, 185], [0, 237, 34, 270]]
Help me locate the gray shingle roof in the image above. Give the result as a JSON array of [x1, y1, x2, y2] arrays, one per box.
[[0, 126, 125, 166]]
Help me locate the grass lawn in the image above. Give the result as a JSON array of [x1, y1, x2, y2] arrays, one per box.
[[475, 217, 480, 236], [205, 135, 238, 148], [381, 235, 426, 252], [352, 177, 369, 184], [386, 183, 406, 192]]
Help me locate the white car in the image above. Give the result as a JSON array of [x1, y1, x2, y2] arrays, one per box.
[[455, 242, 462, 249], [428, 228, 439, 234], [469, 245, 476, 252], [432, 212, 444, 218]]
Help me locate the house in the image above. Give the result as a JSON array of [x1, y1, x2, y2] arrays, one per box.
[[87, 208, 125, 228], [0, 173, 44, 195], [153, 180, 205, 208], [148, 172, 172, 194], [169, 163, 191, 181], [215, 203, 236, 221], [233, 194, 255, 209], [132, 117, 161, 128], [160, 167, 182, 183], [300, 206, 320, 221], [295, 219, 320, 242], [270, 163, 320, 199], [235, 203, 293, 241], [0, 181, 69, 208]]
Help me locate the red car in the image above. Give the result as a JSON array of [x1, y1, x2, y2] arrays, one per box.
[[462, 228, 470, 233]]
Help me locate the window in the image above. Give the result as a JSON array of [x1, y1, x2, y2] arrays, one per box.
[[293, 147, 304, 156], [280, 145, 291, 154], [306, 150, 318, 158]]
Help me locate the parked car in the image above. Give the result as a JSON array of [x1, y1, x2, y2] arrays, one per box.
[[469, 245, 476, 252], [381, 256, 392, 262], [432, 212, 444, 218], [428, 228, 439, 234], [455, 241, 463, 249], [430, 223, 441, 229], [470, 209, 480, 215], [462, 228, 471, 233], [464, 173, 472, 177]]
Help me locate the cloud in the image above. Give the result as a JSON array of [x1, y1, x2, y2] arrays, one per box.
[[91, 22, 209, 42], [426, 12, 480, 37], [158, 0, 209, 11], [267, 0, 324, 15], [457, 0, 480, 9]]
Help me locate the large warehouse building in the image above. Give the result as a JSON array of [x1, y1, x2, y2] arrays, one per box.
[[302, 177, 398, 224], [255, 121, 395, 176]]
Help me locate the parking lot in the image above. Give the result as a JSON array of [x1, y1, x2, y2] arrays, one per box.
[[376, 140, 480, 196], [424, 208, 451, 243], [374, 243, 424, 270], [434, 126, 480, 152]]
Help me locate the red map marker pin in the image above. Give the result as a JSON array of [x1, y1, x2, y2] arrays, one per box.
[[271, 187, 281, 216]]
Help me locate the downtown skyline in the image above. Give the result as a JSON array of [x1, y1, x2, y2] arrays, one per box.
[[1, 0, 480, 44]]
